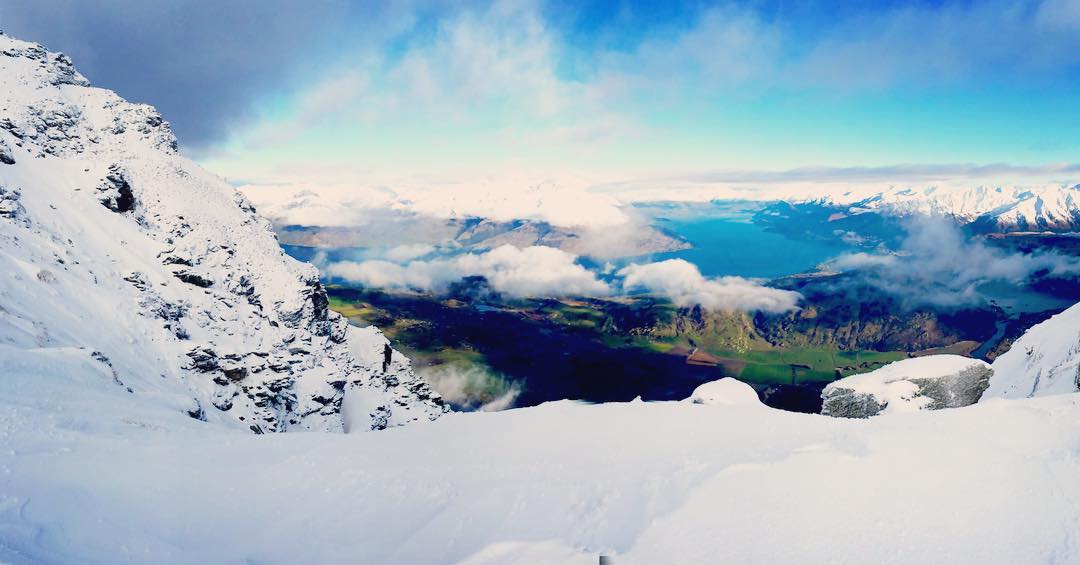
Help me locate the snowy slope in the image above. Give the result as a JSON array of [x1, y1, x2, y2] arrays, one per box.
[[982, 302, 1080, 399], [0, 33, 445, 432], [3, 30, 1080, 565], [1, 363, 1079, 564]]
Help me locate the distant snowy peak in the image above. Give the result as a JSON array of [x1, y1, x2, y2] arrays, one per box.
[[983, 303, 1080, 399], [809, 183, 1080, 232], [0, 32, 446, 433]]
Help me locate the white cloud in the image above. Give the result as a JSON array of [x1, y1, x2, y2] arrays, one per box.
[[618, 259, 802, 313], [383, 243, 436, 263], [241, 175, 631, 229], [417, 364, 521, 412], [828, 216, 1080, 306], [325, 244, 610, 298]]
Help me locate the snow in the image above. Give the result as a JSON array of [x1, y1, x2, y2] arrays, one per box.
[[1, 366, 1079, 564], [4, 30, 1080, 565], [686, 377, 762, 407], [822, 355, 991, 416], [983, 302, 1080, 399], [0, 33, 445, 432], [244, 169, 1080, 233]]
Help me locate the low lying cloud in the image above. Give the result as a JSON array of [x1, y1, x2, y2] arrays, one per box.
[[828, 216, 1080, 306], [383, 243, 437, 263], [618, 259, 802, 313], [325, 244, 610, 298], [322, 243, 802, 313], [416, 364, 521, 412]]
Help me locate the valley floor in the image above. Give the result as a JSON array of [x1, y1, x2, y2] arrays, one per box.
[[2, 360, 1079, 564]]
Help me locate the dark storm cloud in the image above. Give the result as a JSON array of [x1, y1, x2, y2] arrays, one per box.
[[0, 1, 390, 148]]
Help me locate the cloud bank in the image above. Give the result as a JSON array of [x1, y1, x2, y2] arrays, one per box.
[[416, 364, 521, 412], [321, 245, 801, 313], [324, 245, 610, 298], [828, 216, 1080, 306], [618, 259, 802, 314]]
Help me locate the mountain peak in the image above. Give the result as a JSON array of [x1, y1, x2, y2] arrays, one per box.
[[0, 33, 447, 433]]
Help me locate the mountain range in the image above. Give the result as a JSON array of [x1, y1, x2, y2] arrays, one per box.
[[2, 32, 1080, 564]]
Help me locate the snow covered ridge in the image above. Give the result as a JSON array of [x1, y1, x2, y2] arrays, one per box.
[[823, 303, 1080, 417], [982, 302, 1080, 400], [808, 183, 1080, 233], [247, 172, 1080, 233], [0, 32, 446, 432], [821, 355, 992, 418]]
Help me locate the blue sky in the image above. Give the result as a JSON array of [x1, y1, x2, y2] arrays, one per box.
[[4, 0, 1080, 187]]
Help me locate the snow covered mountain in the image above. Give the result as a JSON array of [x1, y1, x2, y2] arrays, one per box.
[[3, 30, 1080, 564], [982, 302, 1080, 399], [0, 33, 445, 433], [812, 183, 1080, 233]]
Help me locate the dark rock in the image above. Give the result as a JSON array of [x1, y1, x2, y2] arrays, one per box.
[[160, 255, 193, 266], [122, 271, 150, 290], [96, 165, 136, 213], [187, 400, 206, 421], [174, 270, 213, 288], [223, 366, 248, 381], [186, 347, 219, 372], [0, 186, 26, 224], [0, 139, 15, 164]]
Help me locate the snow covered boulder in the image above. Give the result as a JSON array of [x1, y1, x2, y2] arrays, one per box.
[[982, 303, 1080, 400], [687, 377, 762, 407], [821, 355, 992, 418]]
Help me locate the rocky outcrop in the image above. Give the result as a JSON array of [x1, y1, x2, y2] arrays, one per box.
[[0, 32, 446, 433], [95, 164, 135, 213], [821, 355, 992, 418], [0, 138, 14, 164]]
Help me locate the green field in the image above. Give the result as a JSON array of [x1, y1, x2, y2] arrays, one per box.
[[717, 348, 907, 384], [328, 289, 917, 390]]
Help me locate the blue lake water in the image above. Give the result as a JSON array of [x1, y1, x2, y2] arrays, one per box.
[[651, 214, 853, 279], [282, 204, 857, 281]]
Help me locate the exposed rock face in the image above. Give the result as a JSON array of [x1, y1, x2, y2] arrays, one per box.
[[95, 164, 135, 213], [821, 355, 992, 418], [0, 33, 446, 433], [0, 138, 14, 164]]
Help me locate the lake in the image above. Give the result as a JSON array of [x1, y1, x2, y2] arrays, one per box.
[[641, 203, 854, 279]]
